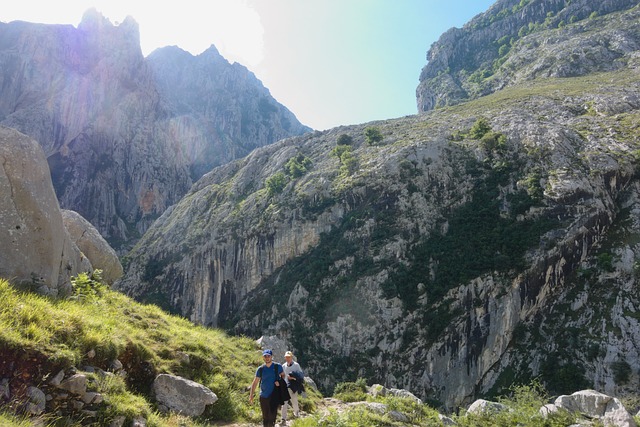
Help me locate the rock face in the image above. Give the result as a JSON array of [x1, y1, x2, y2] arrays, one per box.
[[0, 9, 309, 248], [62, 210, 123, 285], [0, 126, 91, 295], [147, 45, 310, 180], [152, 374, 217, 417], [416, 0, 640, 111], [119, 0, 640, 409]]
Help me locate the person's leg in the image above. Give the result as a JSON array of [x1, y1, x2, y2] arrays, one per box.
[[291, 391, 299, 417], [282, 398, 289, 421], [260, 397, 275, 427]]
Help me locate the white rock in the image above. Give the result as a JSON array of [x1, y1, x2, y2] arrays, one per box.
[[467, 399, 510, 415], [388, 387, 423, 404], [540, 403, 559, 417], [368, 384, 387, 398], [554, 390, 636, 427], [152, 374, 217, 417], [603, 396, 636, 427]]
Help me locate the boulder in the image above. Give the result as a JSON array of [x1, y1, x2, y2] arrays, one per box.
[[467, 399, 510, 415], [304, 376, 318, 391], [49, 369, 66, 386], [256, 335, 290, 362], [388, 388, 423, 404], [24, 386, 46, 415], [58, 374, 87, 396], [152, 374, 217, 417], [368, 384, 387, 398], [554, 390, 636, 427], [61, 209, 123, 285], [0, 126, 91, 296]]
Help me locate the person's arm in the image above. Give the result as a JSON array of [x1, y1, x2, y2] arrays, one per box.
[[249, 376, 260, 403]]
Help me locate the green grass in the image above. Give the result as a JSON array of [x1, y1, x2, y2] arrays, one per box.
[[0, 276, 270, 426]]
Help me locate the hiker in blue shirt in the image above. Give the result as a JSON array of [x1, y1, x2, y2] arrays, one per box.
[[249, 349, 285, 427]]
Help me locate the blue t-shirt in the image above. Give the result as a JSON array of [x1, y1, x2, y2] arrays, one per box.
[[256, 362, 283, 398]]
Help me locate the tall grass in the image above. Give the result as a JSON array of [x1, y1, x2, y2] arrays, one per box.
[[0, 276, 271, 426]]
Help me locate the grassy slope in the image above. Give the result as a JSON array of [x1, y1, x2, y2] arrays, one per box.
[[0, 275, 265, 426]]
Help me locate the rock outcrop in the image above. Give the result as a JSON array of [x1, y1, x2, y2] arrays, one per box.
[[152, 374, 218, 417], [0, 9, 309, 248], [416, 0, 640, 111], [62, 209, 123, 285], [0, 126, 91, 296]]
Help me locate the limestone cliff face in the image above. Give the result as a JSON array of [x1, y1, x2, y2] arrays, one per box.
[[0, 127, 91, 296], [416, 0, 640, 111], [0, 10, 309, 248], [147, 45, 310, 179], [119, 0, 640, 409]]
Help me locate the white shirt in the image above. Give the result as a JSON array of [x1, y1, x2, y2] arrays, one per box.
[[282, 361, 303, 381]]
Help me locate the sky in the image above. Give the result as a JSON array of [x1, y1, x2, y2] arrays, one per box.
[[1, 0, 495, 130]]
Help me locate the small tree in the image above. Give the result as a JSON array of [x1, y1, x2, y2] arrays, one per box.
[[337, 134, 353, 145], [469, 117, 492, 139], [284, 154, 312, 178], [364, 127, 383, 145], [265, 172, 287, 196]]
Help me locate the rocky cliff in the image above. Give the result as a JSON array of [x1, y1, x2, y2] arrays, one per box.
[[0, 9, 309, 248], [119, 1, 640, 409], [147, 45, 309, 179], [416, 0, 640, 111]]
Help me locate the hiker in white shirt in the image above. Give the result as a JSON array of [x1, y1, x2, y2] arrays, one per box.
[[281, 351, 303, 422]]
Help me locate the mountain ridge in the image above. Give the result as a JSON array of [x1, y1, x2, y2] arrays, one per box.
[[0, 9, 310, 248]]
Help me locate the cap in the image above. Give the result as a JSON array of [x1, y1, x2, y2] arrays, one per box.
[[262, 349, 273, 356]]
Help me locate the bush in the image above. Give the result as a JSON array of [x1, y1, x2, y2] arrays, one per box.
[[469, 117, 492, 139], [285, 154, 313, 178], [265, 172, 288, 195], [364, 127, 383, 145], [333, 378, 368, 402], [71, 270, 106, 302], [337, 134, 353, 145]]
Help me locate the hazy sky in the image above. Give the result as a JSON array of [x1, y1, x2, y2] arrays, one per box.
[[2, 1, 495, 130]]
